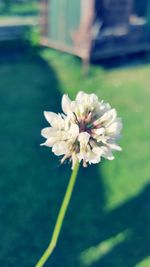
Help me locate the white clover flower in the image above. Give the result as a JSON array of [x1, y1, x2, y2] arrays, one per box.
[[41, 91, 122, 169]]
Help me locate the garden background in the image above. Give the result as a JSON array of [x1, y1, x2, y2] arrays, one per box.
[[0, 1, 150, 267]]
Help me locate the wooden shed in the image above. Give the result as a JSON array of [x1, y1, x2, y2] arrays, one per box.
[[40, 0, 150, 63]]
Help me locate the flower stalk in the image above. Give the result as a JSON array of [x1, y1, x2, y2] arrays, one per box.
[[35, 162, 80, 267]]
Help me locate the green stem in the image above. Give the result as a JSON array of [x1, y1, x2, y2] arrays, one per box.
[[35, 162, 80, 267]]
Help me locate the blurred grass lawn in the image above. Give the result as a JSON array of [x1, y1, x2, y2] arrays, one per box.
[[0, 49, 150, 267]]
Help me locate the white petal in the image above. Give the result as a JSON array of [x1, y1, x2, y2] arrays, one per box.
[[78, 132, 90, 145], [94, 108, 117, 126], [92, 127, 105, 135], [71, 152, 78, 169], [99, 101, 111, 114], [89, 93, 98, 104], [76, 92, 89, 114], [62, 94, 72, 114], [77, 132, 91, 162], [106, 119, 122, 136], [40, 138, 55, 147], [108, 143, 122, 151], [93, 146, 103, 156], [104, 109, 117, 126], [101, 146, 114, 160], [52, 141, 69, 156], [41, 127, 55, 138], [89, 156, 101, 164], [76, 91, 85, 101], [44, 111, 58, 125], [88, 149, 101, 164], [69, 123, 79, 139]]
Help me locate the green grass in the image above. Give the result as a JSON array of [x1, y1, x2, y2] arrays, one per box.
[[0, 49, 150, 267]]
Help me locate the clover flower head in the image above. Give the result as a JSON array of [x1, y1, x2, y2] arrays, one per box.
[[41, 91, 122, 169]]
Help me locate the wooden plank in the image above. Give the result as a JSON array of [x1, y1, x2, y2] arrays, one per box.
[[66, 0, 81, 45], [40, 37, 86, 58], [40, 0, 49, 37], [0, 17, 36, 26], [91, 43, 150, 59]]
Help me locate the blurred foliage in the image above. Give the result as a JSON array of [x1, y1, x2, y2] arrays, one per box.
[[28, 26, 40, 47], [0, 0, 39, 16]]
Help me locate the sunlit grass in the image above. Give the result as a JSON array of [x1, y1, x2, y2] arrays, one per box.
[[136, 257, 150, 267], [42, 49, 150, 209], [80, 230, 129, 266]]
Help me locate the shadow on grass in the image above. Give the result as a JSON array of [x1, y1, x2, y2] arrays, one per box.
[[0, 52, 63, 266], [51, 165, 106, 267], [80, 183, 150, 267]]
